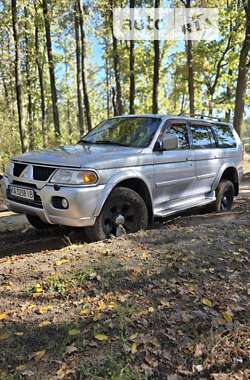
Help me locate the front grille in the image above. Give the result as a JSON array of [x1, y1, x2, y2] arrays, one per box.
[[13, 163, 56, 181], [33, 166, 56, 181], [13, 181, 37, 189], [7, 188, 43, 209], [13, 163, 27, 177]]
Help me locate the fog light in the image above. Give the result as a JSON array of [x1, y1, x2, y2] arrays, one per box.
[[62, 198, 69, 209], [52, 196, 69, 209]]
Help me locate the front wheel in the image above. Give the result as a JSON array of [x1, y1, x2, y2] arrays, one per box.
[[85, 187, 149, 242], [213, 180, 234, 212]]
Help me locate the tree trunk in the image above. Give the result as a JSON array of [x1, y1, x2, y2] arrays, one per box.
[[24, 6, 34, 150], [74, 1, 84, 136], [67, 99, 72, 143], [233, 0, 250, 136], [183, 0, 195, 116], [112, 86, 117, 116], [105, 52, 110, 118], [11, 0, 25, 153], [42, 0, 61, 138], [152, 0, 160, 114], [77, 0, 92, 131], [110, 0, 123, 115], [2, 76, 10, 111], [186, 40, 195, 116], [208, 97, 213, 116], [225, 69, 233, 122], [129, 0, 135, 114], [35, 0, 47, 147]]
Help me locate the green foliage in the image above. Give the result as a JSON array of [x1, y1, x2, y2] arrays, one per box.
[[0, 0, 249, 169]]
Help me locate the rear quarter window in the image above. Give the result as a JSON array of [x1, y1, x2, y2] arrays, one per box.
[[213, 124, 236, 148], [190, 125, 216, 149]]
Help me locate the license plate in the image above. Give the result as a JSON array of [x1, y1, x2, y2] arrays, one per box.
[[10, 186, 34, 201]]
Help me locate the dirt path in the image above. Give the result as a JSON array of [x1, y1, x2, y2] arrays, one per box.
[[0, 176, 249, 379], [0, 174, 250, 257]]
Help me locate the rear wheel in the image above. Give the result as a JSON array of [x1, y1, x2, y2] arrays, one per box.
[[85, 187, 148, 242], [26, 214, 52, 230], [212, 179, 234, 212]]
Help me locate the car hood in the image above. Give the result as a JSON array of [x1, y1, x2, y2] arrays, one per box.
[[13, 144, 144, 170]]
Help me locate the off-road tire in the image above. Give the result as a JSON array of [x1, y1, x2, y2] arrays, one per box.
[[84, 187, 148, 242], [211, 179, 235, 213]]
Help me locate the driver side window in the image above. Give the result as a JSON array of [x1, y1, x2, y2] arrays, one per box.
[[166, 123, 190, 150]]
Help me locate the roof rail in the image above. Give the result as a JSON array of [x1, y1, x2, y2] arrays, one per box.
[[178, 113, 230, 123]]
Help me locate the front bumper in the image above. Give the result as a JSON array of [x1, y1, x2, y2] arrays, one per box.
[[1, 176, 105, 227]]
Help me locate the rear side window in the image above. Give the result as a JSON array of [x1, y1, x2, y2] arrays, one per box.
[[213, 124, 236, 148], [191, 125, 216, 149]]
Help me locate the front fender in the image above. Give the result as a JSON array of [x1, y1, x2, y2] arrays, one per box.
[[93, 169, 153, 217]]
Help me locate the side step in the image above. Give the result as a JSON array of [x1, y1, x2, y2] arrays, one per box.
[[154, 196, 215, 218]]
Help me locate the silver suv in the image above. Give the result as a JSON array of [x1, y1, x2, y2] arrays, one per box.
[[2, 115, 243, 241]]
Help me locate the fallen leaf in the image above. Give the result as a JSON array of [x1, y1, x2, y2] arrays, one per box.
[[160, 299, 171, 307], [188, 285, 196, 296], [193, 364, 203, 372], [22, 369, 34, 377], [94, 333, 109, 342], [202, 298, 213, 308], [30, 350, 46, 361], [32, 293, 42, 299], [27, 304, 36, 310], [211, 374, 228, 380], [56, 363, 75, 379], [56, 259, 69, 266], [131, 342, 137, 354], [98, 301, 106, 312], [145, 353, 158, 368], [222, 310, 233, 322], [39, 320, 51, 327], [65, 344, 78, 355], [93, 313, 102, 321], [108, 302, 118, 310], [0, 331, 11, 341], [194, 343, 204, 357], [68, 328, 80, 336], [129, 333, 138, 341], [16, 364, 27, 372], [32, 284, 43, 293], [80, 306, 90, 316], [0, 312, 7, 321], [37, 306, 52, 315]]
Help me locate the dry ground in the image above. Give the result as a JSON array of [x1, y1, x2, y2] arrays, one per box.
[[0, 175, 249, 379]]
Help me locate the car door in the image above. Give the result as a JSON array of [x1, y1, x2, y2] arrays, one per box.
[[189, 122, 221, 195], [153, 119, 196, 213]]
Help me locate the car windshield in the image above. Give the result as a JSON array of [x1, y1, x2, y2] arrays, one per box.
[[80, 117, 162, 148]]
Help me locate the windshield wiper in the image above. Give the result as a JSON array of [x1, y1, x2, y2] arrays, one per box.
[[94, 140, 130, 147]]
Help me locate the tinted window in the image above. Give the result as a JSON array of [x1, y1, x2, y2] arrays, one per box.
[[168, 123, 189, 149], [214, 124, 236, 148], [191, 126, 216, 149]]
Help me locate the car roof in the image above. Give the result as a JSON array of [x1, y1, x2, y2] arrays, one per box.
[[111, 114, 231, 126]]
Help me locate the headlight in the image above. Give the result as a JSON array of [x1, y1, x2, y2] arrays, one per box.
[[50, 169, 98, 185], [5, 162, 14, 177]]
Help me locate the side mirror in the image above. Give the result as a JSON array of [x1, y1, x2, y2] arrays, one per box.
[[162, 133, 179, 151]]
